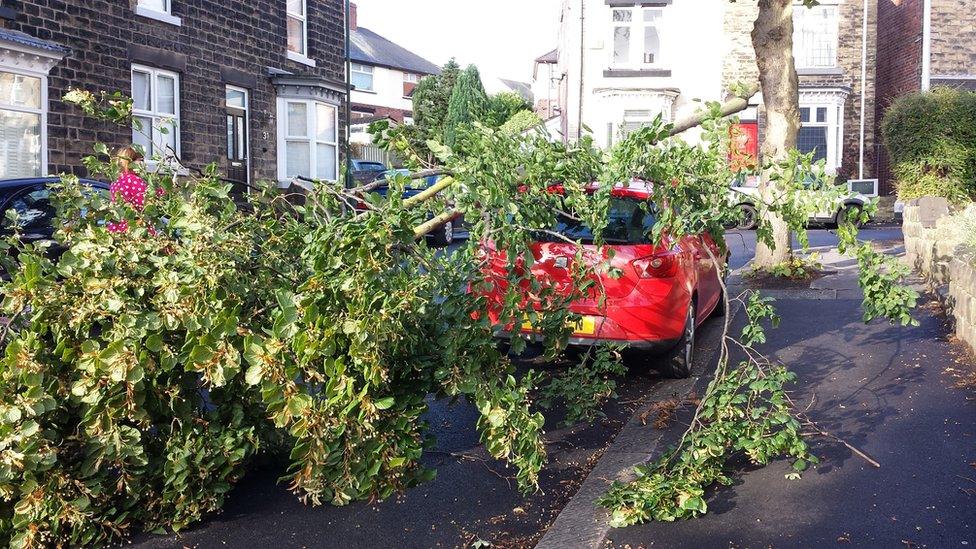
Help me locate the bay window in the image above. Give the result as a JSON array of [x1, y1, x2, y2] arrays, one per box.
[[611, 7, 663, 67], [793, 3, 839, 69], [131, 64, 180, 159], [0, 70, 44, 179], [798, 99, 844, 171], [277, 98, 338, 182]]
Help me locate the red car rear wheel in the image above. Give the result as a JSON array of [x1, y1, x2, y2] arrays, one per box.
[[663, 300, 695, 379]]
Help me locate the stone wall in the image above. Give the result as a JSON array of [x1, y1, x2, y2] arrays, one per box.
[[930, 0, 976, 80], [903, 197, 976, 352]]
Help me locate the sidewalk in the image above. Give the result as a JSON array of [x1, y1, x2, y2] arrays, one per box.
[[540, 251, 976, 548]]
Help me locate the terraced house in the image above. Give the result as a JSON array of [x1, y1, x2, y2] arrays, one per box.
[[0, 0, 347, 189]]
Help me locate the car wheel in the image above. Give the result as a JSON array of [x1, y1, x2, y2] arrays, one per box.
[[836, 204, 864, 229], [432, 220, 454, 247], [736, 204, 758, 231], [663, 300, 696, 379]]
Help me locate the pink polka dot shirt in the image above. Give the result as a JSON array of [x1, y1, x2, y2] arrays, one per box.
[[107, 171, 163, 234]]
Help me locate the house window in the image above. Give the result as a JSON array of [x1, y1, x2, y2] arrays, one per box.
[[403, 72, 419, 97], [131, 65, 180, 159], [793, 3, 839, 69], [134, 0, 181, 25], [798, 103, 842, 170], [351, 63, 374, 92], [0, 70, 44, 179], [277, 99, 338, 182], [611, 7, 663, 67], [138, 0, 171, 14], [287, 0, 308, 56]]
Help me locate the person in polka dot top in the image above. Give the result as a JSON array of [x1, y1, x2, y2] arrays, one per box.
[[107, 146, 163, 233]]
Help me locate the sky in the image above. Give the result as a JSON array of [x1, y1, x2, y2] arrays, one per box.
[[353, 0, 562, 85]]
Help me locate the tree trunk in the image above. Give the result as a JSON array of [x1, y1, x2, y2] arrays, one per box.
[[751, 0, 800, 268]]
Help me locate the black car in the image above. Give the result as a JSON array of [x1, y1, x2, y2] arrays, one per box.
[[0, 176, 110, 254]]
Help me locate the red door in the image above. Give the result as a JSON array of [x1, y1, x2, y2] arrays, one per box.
[[730, 121, 759, 172]]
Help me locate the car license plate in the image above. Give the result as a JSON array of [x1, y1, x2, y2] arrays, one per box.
[[521, 316, 597, 336]]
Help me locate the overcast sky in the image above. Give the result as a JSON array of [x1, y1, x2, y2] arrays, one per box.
[[353, 0, 562, 84]]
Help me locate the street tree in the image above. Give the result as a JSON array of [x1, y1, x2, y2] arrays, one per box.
[[444, 65, 489, 148]]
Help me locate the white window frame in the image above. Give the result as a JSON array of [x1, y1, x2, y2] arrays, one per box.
[[610, 6, 665, 69], [131, 64, 181, 161], [351, 63, 375, 92], [134, 0, 182, 26], [225, 85, 250, 185], [0, 68, 47, 178], [276, 98, 339, 185], [792, 1, 840, 70], [798, 101, 843, 172], [286, 0, 315, 66]]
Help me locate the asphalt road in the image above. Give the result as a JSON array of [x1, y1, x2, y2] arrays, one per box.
[[724, 223, 905, 271], [131, 226, 913, 549]]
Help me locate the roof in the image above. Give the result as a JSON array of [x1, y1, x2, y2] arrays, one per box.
[[535, 48, 558, 64], [499, 79, 533, 103], [350, 27, 441, 76], [0, 29, 69, 54]]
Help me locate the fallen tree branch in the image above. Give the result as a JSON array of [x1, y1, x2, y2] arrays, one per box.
[[668, 83, 760, 138]]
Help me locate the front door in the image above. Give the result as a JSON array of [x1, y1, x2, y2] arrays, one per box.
[[225, 86, 249, 192]]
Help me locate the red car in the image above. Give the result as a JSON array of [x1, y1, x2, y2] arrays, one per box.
[[479, 183, 727, 378]]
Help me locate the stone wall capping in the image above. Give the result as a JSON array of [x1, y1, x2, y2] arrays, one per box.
[[903, 196, 976, 354]]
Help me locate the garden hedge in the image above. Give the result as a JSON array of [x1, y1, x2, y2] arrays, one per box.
[[881, 87, 976, 202]]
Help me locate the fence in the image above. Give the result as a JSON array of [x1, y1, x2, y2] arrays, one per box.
[[351, 143, 402, 167]]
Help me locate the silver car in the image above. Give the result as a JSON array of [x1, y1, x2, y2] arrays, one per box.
[[729, 175, 871, 230]]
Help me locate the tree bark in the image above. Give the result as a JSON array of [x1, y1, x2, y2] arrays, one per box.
[[751, 0, 800, 268]]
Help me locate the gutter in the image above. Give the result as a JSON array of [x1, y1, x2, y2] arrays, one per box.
[[921, 0, 932, 90]]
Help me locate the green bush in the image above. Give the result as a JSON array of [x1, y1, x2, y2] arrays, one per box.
[[881, 87, 976, 202]]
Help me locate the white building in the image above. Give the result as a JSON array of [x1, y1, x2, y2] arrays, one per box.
[[550, 0, 728, 148], [348, 3, 440, 140]]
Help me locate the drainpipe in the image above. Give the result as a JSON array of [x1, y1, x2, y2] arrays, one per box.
[[344, 0, 352, 187], [577, 0, 584, 141], [921, 0, 932, 90], [858, 0, 868, 180]]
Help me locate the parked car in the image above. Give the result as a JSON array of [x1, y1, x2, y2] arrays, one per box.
[[729, 174, 871, 230], [0, 177, 110, 276], [479, 182, 727, 378], [349, 159, 388, 186], [365, 170, 461, 246]]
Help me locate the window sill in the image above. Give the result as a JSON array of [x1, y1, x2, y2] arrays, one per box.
[[797, 67, 844, 76], [287, 51, 317, 67], [603, 68, 672, 78], [134, 5, 182, 26], [354, 88, 377, 94]]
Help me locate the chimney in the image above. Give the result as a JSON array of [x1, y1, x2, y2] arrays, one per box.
[[349, 2, 358, 31]]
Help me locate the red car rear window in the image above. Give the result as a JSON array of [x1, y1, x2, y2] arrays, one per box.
[[536, 197, 658, 244]]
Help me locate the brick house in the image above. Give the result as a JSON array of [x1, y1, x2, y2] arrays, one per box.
[[348, 2, 439, 134], [0, 0, 347, 189], [724, 1, 879, 193], [876, 0, 976, 196]]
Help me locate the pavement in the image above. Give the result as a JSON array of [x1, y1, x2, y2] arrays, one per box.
[[540, 225, 976, 548]]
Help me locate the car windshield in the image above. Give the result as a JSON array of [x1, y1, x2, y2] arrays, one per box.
[[536, 197, 657, 244]]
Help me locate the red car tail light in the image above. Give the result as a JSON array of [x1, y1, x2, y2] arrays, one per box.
[[632, 253, 678, 278]]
